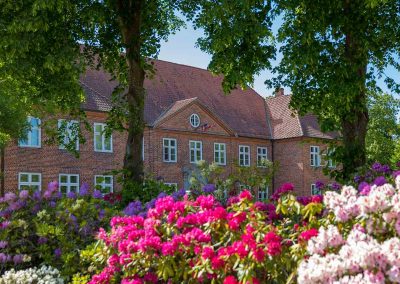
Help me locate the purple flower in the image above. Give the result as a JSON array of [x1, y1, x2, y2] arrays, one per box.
[[96, 210, 104, 221], [48, 181, 58, 192], [124, 201, 143, 216], [67, 191, 76, 199], [373, 176, 387, 186], [393, 171, 400, 178], [13, 254, 23, 264], [372, 162, 382, 172], [31, 204, 41, 214], [397, 161, 400, 169], [32, 190, 41, 201], [0, 253, 7, 263], [157, 192, 168, 199], [49, 201, 56, 208], [0, 221, 11, 229], [38, 237, 48, 244], [202, 184, 216, 194], [381, 164, 391, 174], [146, 199, 156, 210], [172, 188, 186, 200], [3, 192, 16, 203], [138, 212, 147, 218], [54, 248, 62, 258], [9, 200, 25, 211], [0, 241, 8, 249], [331, 182, 341, 191], [315, 180, 325, 190], [353, 175, 362, 183], [19, 190, 29, 200], [43, 190, 53, 200], [79, 183, 90, 196], [92, 190, 103, 199]]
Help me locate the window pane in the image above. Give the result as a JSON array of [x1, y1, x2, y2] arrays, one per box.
[[95, 124, 103, 133], [60, 175, 67, 183], [104, 137, 111, 151], [60, 186, 68, 194], [31, 130, 39, 146], [70, 186, 78, 192], [31, 118, 40, 128], [105, 176, 112, 184], [20, 185, 30, 190], [31, 174, 40, 182], [170, 140, 175, 147], [70, 175, 77, 183], [20, 174, 29, 182], [96, 176, 103, 184], [32, 185, 40, 191], [95, 135, 102, 150]]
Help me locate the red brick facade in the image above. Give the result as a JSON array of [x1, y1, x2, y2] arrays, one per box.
[[2, 60, 335, 196]]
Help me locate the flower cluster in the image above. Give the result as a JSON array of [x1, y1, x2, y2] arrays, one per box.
[[0, 266, 64, 284], [0, 183, 115, 278], [89, 191, 289, 283], [298, 176, 400, 283]]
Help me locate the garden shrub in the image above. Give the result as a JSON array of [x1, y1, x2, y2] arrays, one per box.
[[0, 266, 63, 284], [298, 176, 400, 283], [0, 182, 116, 279], [88, 185, 324, 284]]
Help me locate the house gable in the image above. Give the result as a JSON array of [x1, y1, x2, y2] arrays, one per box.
[[153, 99, 235, 136]]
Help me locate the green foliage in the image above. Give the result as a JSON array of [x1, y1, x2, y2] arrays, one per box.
[[366, 92, 400, 165], [0, 188, 116, 280]]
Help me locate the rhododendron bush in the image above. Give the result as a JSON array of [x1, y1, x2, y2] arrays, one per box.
[[88, 185, 324, 284], [298, 176, 400, 283]]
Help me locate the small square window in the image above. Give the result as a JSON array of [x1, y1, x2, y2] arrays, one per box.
[[18, 172, 41, 191], [95, 175, 114, 194]]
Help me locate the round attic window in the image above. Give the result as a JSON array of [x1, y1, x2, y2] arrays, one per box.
[[190, 113, 200, 128]]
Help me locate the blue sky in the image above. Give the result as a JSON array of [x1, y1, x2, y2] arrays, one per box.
[[158, 20, 398, 98]]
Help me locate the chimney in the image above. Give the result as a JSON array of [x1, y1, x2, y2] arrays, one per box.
[[275, 87, 284, 97]]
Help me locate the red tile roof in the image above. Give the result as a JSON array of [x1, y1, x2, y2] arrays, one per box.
[[80, 59, 335, 140], [81, 60, 271, 139], [266, 95, 337, 139]]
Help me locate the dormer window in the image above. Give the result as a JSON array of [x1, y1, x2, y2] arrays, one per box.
[[190, 113, 200, 128]]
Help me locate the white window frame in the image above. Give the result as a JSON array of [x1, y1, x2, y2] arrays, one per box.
[[190, 113, 200, 128], [189, 140, 203, 164], [163, 138, 177, 162], [94, 123, 113, 153], [19, 117, 41, 148], [258, 186, 269, 201], [214, 143, 226, 165], [257, 147, 268, 167], [58, 119, 79, 150], [59, 174, 80, 194], [311, 184, 321, 195], [18, 172, 41, 191], [239, 145, 250, 167], [95, 175, 114, 193], [310, 146, 321, 167]]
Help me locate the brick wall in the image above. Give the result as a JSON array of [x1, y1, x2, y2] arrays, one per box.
[[273, 137, 333, 196]]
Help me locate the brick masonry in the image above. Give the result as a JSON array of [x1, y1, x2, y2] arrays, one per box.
[[3, 101, 332, 196]]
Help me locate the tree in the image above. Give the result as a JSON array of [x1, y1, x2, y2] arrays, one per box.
[[366, 93, 400, 165], [189, 0, 400, 179]]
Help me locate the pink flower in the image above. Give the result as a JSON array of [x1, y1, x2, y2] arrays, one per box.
[[311, 195, 323, 203], [264, 232, 281, 244], [202, 247, 214, 259], [298, 228, 319, 242], [253, 248, 265, 262], [211, 256, 224, 269], [267, 242, 282, 256], [239, 190, 252, 200], [223, 276, 239, 284]]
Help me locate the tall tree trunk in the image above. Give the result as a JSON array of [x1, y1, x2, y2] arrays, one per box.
[[341, 0, 369, 179], [116, 0, 145, 184], [0, 146, 4, 196]]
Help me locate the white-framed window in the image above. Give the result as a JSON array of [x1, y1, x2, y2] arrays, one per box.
[[311, 184, 321, 195], [19, 117, 41, 148], [326, 148, 336, 168], [190, 113, 200, 128], [94, 123, 112, 152], [258, 186, 269, 201], [310, 146, 321, 167], [164, 183, 178, 190], [257, 147, 268, 167], [59, 174, 79, 194], [95, 175, 113, 194], [58, 119, 79, 150], [214, 143, 226, 165], [239, 145, 250, 167], [189, 140, 202, 163], [163, 138, 177, 162], [18, 172, 41, 191]]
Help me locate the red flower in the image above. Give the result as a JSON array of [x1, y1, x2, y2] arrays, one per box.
[[264, 232, 281, 244], [223, 276, 239, 284], [267, 242, 282, 256], [298, 228, 319, 242], [239, 190, 252, 200], [211, 256, 224, 269], [311, 195, 323, 203]]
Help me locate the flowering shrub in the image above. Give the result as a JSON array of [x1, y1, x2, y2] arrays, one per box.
[[0, 266, 63, 284], [298, 177, 400, 283], [0, 182, 115, 278], [88, 185, 325, 284]]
